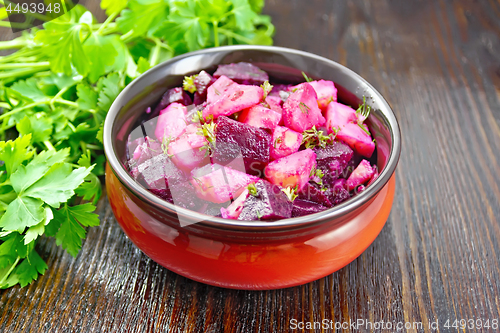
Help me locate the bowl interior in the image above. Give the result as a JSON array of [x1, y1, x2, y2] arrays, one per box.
[[104, 46, 400, 231]]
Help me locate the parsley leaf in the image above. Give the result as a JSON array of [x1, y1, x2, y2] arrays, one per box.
[[97, 73, 121, 111], [230, 0, 257, 31], [82, 34, 119, 83], [10, 78, 48, 103], [23, 163, 92, 209], [100, 0, 128, 15], [7, 249, 48, 288], [76, 83, 98, 110], [53, 203, 99, 257], [16, 115, 53, 143], [0, 197, 45, 233], [0, 135, 33, 177]]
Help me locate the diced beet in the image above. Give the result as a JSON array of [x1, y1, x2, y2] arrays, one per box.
[[220, 189, 249, 219], [154, 103, 188, 143], [203, 80, 264, 119], [190, 163, 260, 203], [309, 80, 337, 111], [238, 180, 292, 220], [169, 180, 204, 210], [129, 136, 162, 167], [314, 141, 353, 182], [150, 181, 205, 211], [213, 62, 269, 85], [298, 183, 332, 207], [346, 159, 376, 191], [270, 84, 293, 96], [239, 104, 281, 130], [328, 178, 351, 205], [336, 123, 375, 158], [291, 199, 328, 217], [213, 116, 272, 174], [194, 70, 214, 96], [270, 126, 303, 160], [167, 130, 209, 172], [154, 87, 192, 114], [265, 149, 316, 190], [149, 188, 173, 203], [134, 154, 185, 190], [282, 83, 325, 132]]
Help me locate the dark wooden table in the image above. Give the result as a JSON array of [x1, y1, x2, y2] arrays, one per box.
[[1, 0, 499, 332]]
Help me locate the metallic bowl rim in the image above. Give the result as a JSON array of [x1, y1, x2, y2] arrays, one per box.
[[103, 45, 401, 232]]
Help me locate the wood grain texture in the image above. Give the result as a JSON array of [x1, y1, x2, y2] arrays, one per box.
[[1, 0, 499, 332]]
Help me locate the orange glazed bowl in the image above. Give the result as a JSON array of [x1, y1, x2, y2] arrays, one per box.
[[103, 46, 401, 290]]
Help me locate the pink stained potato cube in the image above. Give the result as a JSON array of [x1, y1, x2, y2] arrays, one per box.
[[265, 95, 283, 114], [190, 164, 261, 203], [325, 102, 358, 130], [203, 76, 264, 119], [282, 83, 325, 132], [238, 104, 281, 130], [335, 123, 375, 158], [207, 75, 237, 104], [167, 130, 209, 172], [270, 126, 303, 160], [346, 159, 376, 191], [309, 80, 337, 111], [220, 188, 249, 219], [265, 149, 317, 190], [154, 102, 188, 142]]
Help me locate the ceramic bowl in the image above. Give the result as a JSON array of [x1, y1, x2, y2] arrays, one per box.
[[103, 45, 401, 290]]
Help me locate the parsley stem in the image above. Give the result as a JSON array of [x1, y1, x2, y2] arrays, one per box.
[[0, 65, 50, 82], [96, 12, 118, 35], [61, 0, 68, 13], [150, 41, 161, 67], [0, 37, 29, 50], [213, 21, 219, 47], [85, 144, 102, 150], [50, 86, 69, 110], [55, 99, 78, 108], [0, 62, 50, 70], [0, 100, 48, 121], [0, 49, 39, 63], [44, 140, 55, 151], [120, 30, 135, 43], [0, 102, 12, 110], [218, 28, 253, 44], [0, 257, 20, 287]]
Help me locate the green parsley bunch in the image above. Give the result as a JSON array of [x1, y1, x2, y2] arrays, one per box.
[[0, 0, 274, 289]]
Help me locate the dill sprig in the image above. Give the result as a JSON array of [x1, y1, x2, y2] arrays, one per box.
[[299, 102, 310, 115], [197, 121, 217, 157], [161, 134, 173, 156], [183, 75, 198, 93], [247, 183, 258, 196], [302, 71, 313, 83], [282, 186, 299, 202], [191, 109, 213, 125], [261, 80, 273, 99], [356, 96, 371, 119], [301, 126, 336, 149]]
